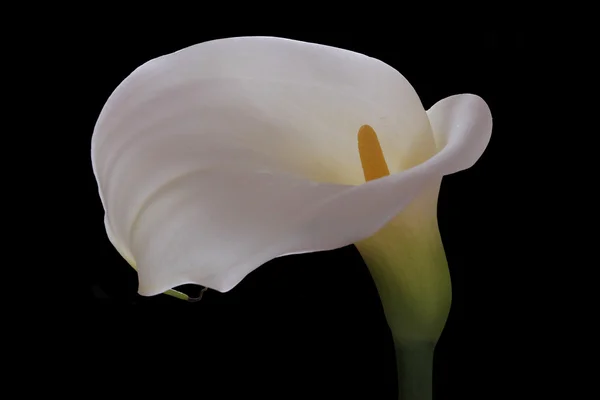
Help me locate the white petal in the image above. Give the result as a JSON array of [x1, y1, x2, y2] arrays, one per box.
[[91, 37, 491, 296], [427, 94, 492, 173], [92, 37, 433, 286]]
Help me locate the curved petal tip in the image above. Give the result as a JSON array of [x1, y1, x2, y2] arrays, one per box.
[[427, 93, 492, 174]]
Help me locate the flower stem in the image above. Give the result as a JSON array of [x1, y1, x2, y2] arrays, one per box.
[[395, 342, 435, 400]]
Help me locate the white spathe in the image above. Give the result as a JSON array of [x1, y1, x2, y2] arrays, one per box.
[[91, 36, 492, 297]]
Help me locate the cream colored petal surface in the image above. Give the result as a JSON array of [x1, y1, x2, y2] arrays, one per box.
[[91, 37, 491, 296]]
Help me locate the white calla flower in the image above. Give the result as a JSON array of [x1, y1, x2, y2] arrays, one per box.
[[92, 36, 491, 398]]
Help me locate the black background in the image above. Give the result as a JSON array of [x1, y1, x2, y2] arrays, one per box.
[[46, 27, 526, 399]]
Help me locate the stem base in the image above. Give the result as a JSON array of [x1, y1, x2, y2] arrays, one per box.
[[395, 342, 435, 400]]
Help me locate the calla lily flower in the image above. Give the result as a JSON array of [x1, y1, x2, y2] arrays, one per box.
[[92, 36, 491, 399]]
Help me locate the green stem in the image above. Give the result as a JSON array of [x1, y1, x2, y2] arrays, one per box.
[[395, 342, 435, 400]]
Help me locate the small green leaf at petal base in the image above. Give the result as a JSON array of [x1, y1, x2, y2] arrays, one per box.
[[163, 289, 189, 301]]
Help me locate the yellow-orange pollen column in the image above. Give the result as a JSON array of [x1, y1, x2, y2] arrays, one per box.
[[357, 124, 390, 182]]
